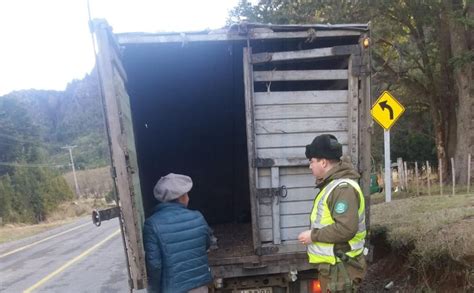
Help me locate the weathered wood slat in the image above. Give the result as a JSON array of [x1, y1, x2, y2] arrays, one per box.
[[259, 166, 311, 176], [254, 70, 348, 82], [95, 24, 146, 289], [281, 214, 310, 228], [260, 229, 273, 242], [255, 158, 310, 167], [255, 117, 348, 134], [271, 167, 281, 244], [255, 104, 348, 120], [280, 188, 316, 202], [259, 173, 316, 188], [281, 227, 308, 241], [243, 47, 260, 250], [256, 145, 349, 160], [256, 132, 348, 148], [347, 55, 359, 168], [256, 186, 316, 202], [117, 30, 361, 44], [254, 90, 348, 105], [259, 204, 272, 217], [280, 200, 314, 215], [252, 45, 358, 64], [259, 216, 272, 229]]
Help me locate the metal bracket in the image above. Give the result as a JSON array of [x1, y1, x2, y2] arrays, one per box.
[[254, 158, 274, 168], [256, 186, 288, 199], [255, 246, 279, 256], [92, 206, 121, 226]]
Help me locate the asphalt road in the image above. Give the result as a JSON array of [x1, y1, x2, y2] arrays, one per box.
[[0, 217, 132, 293]]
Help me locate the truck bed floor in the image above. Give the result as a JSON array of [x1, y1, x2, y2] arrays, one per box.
[[209, 223, 254, 259]]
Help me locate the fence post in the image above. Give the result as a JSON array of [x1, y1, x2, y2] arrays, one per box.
[[439, 158, 443, 196], [415, 161, 420, 196], [397, 157, 404, 191], [467, 154, 471, 194], [404, 161, 409, 192], [426, 161, 431, 196], [451, 157, 455, 196]]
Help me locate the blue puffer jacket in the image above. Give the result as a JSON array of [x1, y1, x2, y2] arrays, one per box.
[[143, 202, 212, 293]]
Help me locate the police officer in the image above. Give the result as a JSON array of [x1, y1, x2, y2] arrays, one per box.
[[297, 134, 367, 292]]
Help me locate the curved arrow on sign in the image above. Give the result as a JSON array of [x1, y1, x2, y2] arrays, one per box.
[[379, 100, 394, 120]]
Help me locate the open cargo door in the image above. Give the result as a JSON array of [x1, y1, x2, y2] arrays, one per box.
[[93, 20, 147, 289], [243, 43, 365, 254]]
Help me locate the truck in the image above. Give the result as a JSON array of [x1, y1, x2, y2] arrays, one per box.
[[91, 20, 372, 292]]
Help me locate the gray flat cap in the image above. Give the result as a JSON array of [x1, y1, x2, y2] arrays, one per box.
[[153, 173, 193, 202]]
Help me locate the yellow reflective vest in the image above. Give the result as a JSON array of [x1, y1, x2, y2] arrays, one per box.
[[307, 178, 366, 265]]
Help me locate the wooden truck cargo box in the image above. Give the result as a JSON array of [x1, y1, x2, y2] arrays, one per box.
[[93, 21, 371, 290]]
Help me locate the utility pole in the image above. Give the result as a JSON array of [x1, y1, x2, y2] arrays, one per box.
[[62, 145, 80, 197]]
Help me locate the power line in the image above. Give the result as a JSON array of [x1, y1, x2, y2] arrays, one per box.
[[0, 162, 67, 168], [0, 133, 62, 149]]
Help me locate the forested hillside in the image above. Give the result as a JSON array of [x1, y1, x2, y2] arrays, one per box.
[[0, 70, 108, 224], [0, 70, 109, 169]]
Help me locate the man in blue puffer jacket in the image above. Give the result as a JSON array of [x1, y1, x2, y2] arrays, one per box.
[[143, 173, 213, 293]]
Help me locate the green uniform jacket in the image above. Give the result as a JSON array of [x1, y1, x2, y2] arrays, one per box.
[[310, 161, 363, 253]]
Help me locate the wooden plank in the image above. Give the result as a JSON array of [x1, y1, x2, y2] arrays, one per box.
[[280, 187, 317, 202], [281, 227, 309, 241], [347, 55, 359, 168], [259, 204, 272, 217], [358, 40, 371, 228], [259, 172, 315, 188], [262, 242, 306, 254], [251, 45, 358, 64], [252, 47, 333, 63], [243, 47, 260, 251], [255, 158, 310, 167], [255, 117, 348, 134], [250, 30, 362, 40], [117, 30, 361, 45], [256, 185, 316, 202], [113, 69, 145, 225], [255, 104, 348, 120], [280, 200, 314, 215], [95, 23, 147, 289], [281, 214, 310, 228], [256, 132, 348, 148], [257, 145, 349, 160], [260, 166, 312, 176], [254, 70, 348, 82], [271, 167, 281, 244], [260, 229, 273, 242], [259, 216, 272, 229], [254, 90, 348, 105]]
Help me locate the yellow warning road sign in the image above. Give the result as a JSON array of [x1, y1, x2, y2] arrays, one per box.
[[371, 91, 405, 130]]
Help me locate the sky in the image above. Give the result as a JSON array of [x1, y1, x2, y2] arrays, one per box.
[[0, 0, 244, 96]]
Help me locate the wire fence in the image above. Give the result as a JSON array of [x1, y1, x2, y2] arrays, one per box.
[[377, 153, 472, 196]]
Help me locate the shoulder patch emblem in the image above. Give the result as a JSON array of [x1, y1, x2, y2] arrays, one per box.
[[335, 200, 349, 214]]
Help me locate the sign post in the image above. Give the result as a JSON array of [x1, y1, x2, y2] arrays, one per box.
[[371, 91, 405, 202]]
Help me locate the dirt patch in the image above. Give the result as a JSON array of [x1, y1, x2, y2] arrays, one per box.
[[360, 229, 473, 292]]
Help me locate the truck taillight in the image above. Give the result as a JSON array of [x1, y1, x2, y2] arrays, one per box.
[[310, 279, 322, 293]]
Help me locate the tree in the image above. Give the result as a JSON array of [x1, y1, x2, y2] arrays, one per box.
[[442, 0, 473, 184]]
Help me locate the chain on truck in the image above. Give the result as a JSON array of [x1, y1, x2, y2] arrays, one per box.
[[89, 20, 372, 293]]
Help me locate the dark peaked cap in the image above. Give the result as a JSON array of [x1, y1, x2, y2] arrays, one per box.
[[305, 134, 342, 160]]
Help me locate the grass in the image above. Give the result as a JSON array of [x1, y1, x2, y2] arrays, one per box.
[[370, 192, 474, 289], [62, 166, 113, 197], [0, 219, 78, 244], [0, 198, 111, 244]]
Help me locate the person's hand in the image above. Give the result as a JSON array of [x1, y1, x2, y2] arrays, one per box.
[[298, 230, 312, 245]]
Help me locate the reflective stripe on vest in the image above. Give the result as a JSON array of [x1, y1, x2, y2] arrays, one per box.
[[307, 178, 366, 265]]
